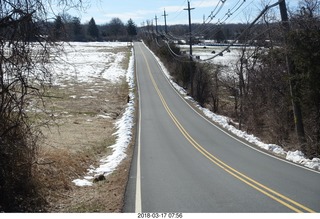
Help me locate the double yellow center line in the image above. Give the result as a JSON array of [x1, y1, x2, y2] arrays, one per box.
[[139, 44, 315, 213]]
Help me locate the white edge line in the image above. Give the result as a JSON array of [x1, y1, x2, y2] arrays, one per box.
[[135, 44, 142, 213], [142, 42, 320, 175]]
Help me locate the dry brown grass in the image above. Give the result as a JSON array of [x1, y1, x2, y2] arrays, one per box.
[[46, 143, 134, 212], [31, 45, 134, 212], [33, 140, 134, 212]]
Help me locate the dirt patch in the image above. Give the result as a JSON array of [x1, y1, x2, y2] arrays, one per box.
[[33, 45, 134, 212]]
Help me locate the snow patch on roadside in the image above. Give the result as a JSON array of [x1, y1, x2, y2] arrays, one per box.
[[286, 151, 320, 171]]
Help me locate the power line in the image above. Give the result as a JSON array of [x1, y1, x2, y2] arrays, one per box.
[[166, 0, 188, 22], [200, 0, 284, 62], [227, 0, 255, 23], [192, 0, 247, 37], [152, 33, 192, 63], [146, 0, 285, 64]]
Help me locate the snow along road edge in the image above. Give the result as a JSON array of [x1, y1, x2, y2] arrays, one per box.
[[73, 47, 135, 187]]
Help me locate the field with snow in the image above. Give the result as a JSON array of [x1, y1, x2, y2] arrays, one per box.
[[35, 42, 135, 211], [51, 42, 133, 85], [181, 45, 244, 64], [179, 44, 250, 78], [49, 42, 136, 187]]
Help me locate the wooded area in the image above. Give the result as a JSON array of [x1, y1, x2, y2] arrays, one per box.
[[49, 14, 138, 42]]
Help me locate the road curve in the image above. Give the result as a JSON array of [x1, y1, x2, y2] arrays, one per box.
[[124, 42, 320, 213]]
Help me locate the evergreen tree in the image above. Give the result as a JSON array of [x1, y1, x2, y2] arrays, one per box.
[[87, 17, 99, 41], [53, 15, 65, 40], [126, 18, 137, 37], [72, 17, 85, 41]]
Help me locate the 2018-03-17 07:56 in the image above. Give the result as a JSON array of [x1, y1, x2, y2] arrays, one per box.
[[137, 213, 183, 218]]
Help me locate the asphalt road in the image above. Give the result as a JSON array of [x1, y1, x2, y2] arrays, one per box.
[[124, 42, 320, 213]]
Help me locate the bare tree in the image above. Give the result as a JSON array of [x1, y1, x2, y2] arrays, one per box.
[[0, 0, 84, 212], [289, 0, 320, 157]]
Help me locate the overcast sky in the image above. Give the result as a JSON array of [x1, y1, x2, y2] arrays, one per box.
[[53, 0, 301, 26]]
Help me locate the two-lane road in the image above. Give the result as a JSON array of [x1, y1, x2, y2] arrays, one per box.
[[124, 42, 320, 213]]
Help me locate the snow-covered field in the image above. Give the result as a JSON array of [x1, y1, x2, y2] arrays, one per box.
[[51, 42, 130, 85], [179, 44, 258, 79], [180, 44, 243, 65]]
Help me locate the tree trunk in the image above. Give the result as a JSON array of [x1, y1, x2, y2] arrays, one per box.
[[279, 0, 307, 153]]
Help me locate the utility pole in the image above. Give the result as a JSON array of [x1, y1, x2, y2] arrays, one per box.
[[162, 9, 168, 34], [155, 15, 158, 33], [278, 0, 306, 152], [184, 0, 195, 95]]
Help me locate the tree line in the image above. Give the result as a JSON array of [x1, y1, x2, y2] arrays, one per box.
[[153, 23, 253, 43], [0, 12, 138, 43], [50, 15, 137, 42]]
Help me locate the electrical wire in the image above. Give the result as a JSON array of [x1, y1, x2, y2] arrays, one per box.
[[154, 34, 165, 48], [151, 33, 193, 63], [199, 0, 284, 62], [166, 0, 188, 22], [191, 0, 248, 37], [164, 40, 189, 59], [146, 0, 284, 63], [227, 0, 255, 23]]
